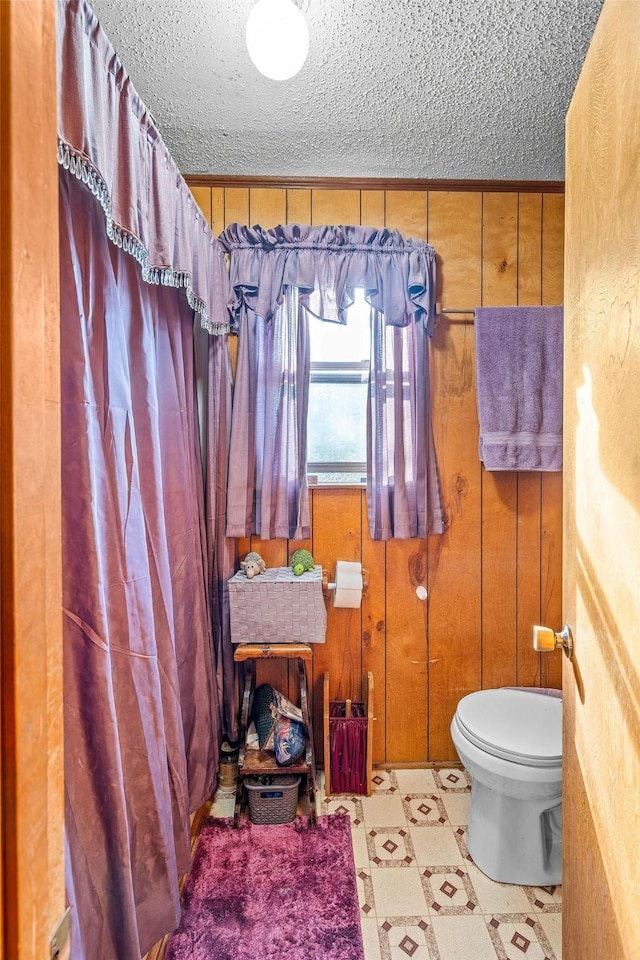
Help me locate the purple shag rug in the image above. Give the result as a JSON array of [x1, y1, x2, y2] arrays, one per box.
[[165, 814, 364, 960]]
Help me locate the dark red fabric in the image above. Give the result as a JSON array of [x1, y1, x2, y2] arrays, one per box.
[[329, 716, 369, 795]]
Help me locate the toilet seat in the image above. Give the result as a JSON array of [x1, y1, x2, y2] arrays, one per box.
[[454, 689, 562, 768]]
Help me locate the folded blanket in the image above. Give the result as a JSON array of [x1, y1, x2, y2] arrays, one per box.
[[475, 306, 563, 471]]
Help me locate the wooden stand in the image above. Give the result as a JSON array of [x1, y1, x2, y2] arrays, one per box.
[[233, 644, 318, 827], [323, 671, 374, 797]]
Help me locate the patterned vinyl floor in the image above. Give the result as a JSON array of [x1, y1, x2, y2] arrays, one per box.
[[210, 767, 562, 960]]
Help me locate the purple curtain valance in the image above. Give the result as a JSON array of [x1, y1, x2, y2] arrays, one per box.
[[216, 223, 438, 333], [57, 0, 228, 335]]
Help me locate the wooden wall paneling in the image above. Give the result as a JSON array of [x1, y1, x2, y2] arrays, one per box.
[[310, 489, 362, 764], [190, 186, 211, 225], [287, 189, 311, 224], [542, 194, 565, 306], [360, 490, 386, 763], [427, 192, 483, 760], [385, 537, 429, 763], [481, 192, 518, 303], [311, 189, 361, 227], [516, 475, 543, 686], [480, 193, 518, 689], [211, 187, 225, 237], [382, 189, 430, 762], [249, 187, 286, 229], [385, 191, 428, 240], [516, 193, 544, 686], [360, 191, 385, 228], [517, 193, 543, 305], [224, 187, 249, 227], [214, 178, 564, 762]]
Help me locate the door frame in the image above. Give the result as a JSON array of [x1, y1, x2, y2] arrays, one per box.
[[0, 2, 64, 957]]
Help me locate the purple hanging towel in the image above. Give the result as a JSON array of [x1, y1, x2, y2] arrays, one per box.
[[475, 306, 563, 471]]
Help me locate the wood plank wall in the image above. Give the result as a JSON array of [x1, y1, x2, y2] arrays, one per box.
[[190, 182, 564, 764]]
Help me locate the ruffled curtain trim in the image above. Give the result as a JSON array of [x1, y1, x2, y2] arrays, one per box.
[[57, 0, 229, 335], [215, 223, 437, 334]]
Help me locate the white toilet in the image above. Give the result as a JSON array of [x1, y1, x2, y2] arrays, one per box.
[[450, 687, 562, 886]]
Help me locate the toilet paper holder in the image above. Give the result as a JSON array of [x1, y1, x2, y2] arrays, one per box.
[[322, 565, 369, 600]]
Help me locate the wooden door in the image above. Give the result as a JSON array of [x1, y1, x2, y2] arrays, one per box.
[[0, 2, 65, 957], [563, 1, 640, 956]]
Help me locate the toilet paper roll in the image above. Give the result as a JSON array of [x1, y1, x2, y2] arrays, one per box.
[[333, 587, 362, 608], [333, 561, 363, 608]]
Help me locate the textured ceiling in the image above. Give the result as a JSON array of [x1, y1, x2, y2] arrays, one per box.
[[89, 0, 604, 181]]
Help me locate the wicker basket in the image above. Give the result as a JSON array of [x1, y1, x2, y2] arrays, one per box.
[[228, 565, 326, 644], [244, 775, 301, 824]]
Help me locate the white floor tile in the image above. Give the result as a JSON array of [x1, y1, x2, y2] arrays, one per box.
[[359, 917, 383, 960], [440, 792, 470, 826], [370, 866, 430, 917], [538, 911, 562, 958], [394, 768, 438, 794], [409, 825, 464, 867], [466, 862, 533, 914], [369, 769, 397, 792], [384, 920, 434, 959], [431, 914, 498, 960], [323, 795, 364, 825], [351, 824, 371, 868], [361, 792, 407, 828]]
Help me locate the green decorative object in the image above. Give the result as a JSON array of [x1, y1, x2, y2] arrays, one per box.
[[290, 548, 315, 576]]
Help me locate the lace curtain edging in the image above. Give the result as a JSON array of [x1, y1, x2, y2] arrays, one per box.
[[57, 0, 229, 336]]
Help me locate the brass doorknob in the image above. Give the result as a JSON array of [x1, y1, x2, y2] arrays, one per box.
[[533, 623, 574, 660]]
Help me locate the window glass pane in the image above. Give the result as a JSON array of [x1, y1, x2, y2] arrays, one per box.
[[308, 289, 370, 362], [307, 380, 367, 464], [307, 288, 370, 482]]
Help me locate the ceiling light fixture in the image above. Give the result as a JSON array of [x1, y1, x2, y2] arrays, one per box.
[[246, 0, 309, 82]]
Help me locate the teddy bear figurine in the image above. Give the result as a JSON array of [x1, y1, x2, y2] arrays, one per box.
[[240, 551, 267, 579]]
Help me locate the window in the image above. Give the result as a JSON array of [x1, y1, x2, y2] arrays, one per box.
[[306, 289, 371, 485]]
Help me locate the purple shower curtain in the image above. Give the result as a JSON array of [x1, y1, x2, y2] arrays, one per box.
[[205, 333, 241, 741], [60, 169, 220, 959], [216, 223, 444, 541]]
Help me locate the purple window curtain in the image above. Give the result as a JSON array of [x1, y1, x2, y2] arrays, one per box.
[[60, 169, 220, 960], [368, 312, 445, 539], [226, 286, 311, 540], [205, 332, 242, 740], [215, 223, 444, 541]]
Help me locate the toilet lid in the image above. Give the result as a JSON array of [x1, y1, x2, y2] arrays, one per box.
[[455, 689, 562, 767]]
